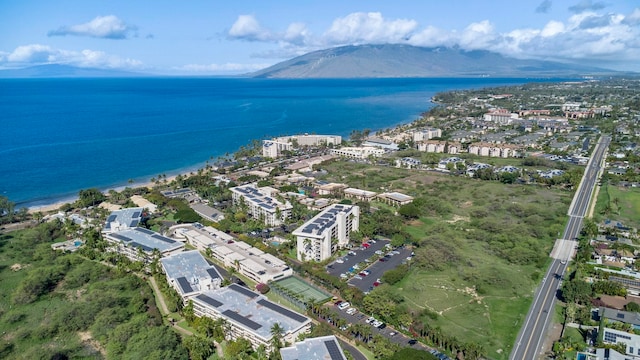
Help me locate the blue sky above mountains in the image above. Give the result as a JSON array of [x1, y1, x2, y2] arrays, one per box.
[[1, 0, 638, 74]]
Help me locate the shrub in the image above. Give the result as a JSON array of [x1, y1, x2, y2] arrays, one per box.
[[256, 283, 270, 294]]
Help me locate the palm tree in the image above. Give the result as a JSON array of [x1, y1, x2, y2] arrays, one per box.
[[270, 322, 284, 353]]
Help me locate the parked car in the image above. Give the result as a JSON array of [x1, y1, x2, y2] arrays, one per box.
[[353, 275, 362, 280], [338, 302, 350, 310], [408, 339, 418, 345], [346, 308, 357, 315], [348, 251, 356, 256], [366, 317, 375, 324]]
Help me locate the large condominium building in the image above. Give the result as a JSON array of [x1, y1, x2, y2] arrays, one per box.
[[104, 227, 185, 263], [293, 204, 359, 262], [329, 146, 384, 159], [280, 335, 347, 360], [191, 284, 311, 351], [263, 134, 342, 158], [412, 128, 442, 142], [160, 250, 223, 301], [182, 225, 293, 283], [102, 207, 144, 234], [230, 183, 292, 226]]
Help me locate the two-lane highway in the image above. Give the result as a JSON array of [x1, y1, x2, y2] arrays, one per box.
[[510, 135, 610, 360]]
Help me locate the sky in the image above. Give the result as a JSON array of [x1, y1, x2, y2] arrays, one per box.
[[1, 0, 639, 74]]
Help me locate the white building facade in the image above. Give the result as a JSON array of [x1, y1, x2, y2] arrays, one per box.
[[230, 183, 292, 226], [293, 204, 359, 262]]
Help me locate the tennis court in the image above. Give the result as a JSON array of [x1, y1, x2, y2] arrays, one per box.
[[272, 276, 331, 304]]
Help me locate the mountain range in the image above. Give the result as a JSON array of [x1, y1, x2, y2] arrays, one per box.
[[249, 44, 619, 78], [0, 44, 626, 78]]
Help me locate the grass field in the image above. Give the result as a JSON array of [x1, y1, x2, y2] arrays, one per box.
[[319, 160, 572, 359], [595, 182, 640, 229]]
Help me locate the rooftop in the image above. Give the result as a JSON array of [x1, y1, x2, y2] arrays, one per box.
[[103, 207, 144, 232], [280, 335, 347, 360], [193, 284, 311, 341], [160, 250, 222, 295], [106, 227, 184, 253]]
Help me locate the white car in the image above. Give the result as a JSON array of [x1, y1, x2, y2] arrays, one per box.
[[346, 308, 357, 315], [338, 302, 350, 310], [366, 317, 376, 324], [336, 259, 344, 264]]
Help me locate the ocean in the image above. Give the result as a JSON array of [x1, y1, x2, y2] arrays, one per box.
[[0, 77, 562, 208]]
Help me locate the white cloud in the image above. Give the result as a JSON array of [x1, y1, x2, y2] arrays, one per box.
[[224, 9, 640, 71], [323, 12, 417, 45], [228, 15, 273, 41], [1, 44, 143, 69], [48, 15, 136, 39]]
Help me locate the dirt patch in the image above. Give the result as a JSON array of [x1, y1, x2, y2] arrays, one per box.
[[78, 331, 106, 356], [446, 215, 470, 223], [460, 201, 473, 208], [10, 263, 28, 271]]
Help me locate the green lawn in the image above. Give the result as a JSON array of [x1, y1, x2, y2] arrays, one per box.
[[595, 182, 640, 228]]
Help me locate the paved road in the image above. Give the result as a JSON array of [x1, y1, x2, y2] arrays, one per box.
[[510, 135, 609, 360]]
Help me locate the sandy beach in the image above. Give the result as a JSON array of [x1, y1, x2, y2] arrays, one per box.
[[27, 174, 182, 214]]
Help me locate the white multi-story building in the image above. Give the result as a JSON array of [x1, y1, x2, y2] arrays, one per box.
[[230, 183, 292, 226], [182, 225, 293, 283], [293, 204, 359, 262], [191, 284, 311, 351], [412, 128, 442, 142], [102, 207, 144, 234], [263, 135, 342, 158], [104, 227, 185, 263], [329, 147, 384, 159], [160, 250, 223, 301], [280, 335, 347, 360]]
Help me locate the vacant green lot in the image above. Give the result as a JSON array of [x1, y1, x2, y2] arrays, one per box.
[[320, 160, 572, 359], [595, 182, 640, 229]]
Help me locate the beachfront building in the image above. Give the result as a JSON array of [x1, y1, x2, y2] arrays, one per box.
[[417, 140, 461, 154], [280, 335, 347, 360], [182, 225, 293, 283], [362, 138, 398, 150], [230, 183, 292, 226], [377, 192, 414, 207], [483, 108, 516, 125], [263, 135, 342, 158], [159, 250, 223, 301], [329, 146, 384, 159], [343, 188, 377, 202], [104, 227, 184, 263], [191, 284, 312, 351], [102, 207, 144, 234], [293, 204, 359, 262]]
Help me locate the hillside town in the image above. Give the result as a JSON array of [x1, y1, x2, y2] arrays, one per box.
[[5, 77, 640, 360]]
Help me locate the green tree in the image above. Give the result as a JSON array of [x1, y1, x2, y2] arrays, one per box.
[[183, 335, 215, 360]]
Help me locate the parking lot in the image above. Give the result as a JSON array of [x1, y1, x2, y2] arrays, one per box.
[[326, 239, 389, 278], [347, 246, 413, 292]]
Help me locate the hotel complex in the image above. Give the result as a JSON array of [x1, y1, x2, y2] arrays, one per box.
[[181, 225, 293, 283], [230, 183, 292, 226], [293, 204, 359, 262], [103, 227, 185, 263], [159, 250, 223, 301], [102, 207, 144, 234], [262, 134, 342, 158], [191, 284, 311, 351]]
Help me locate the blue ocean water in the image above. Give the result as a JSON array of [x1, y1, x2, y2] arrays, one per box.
[[0, 77, 559, 207]]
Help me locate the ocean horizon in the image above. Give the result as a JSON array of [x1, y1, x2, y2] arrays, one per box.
[[1, 77, 570, 208]]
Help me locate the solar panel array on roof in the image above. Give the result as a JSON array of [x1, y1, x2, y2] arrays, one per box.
[[129, 219, 139, 227], [137, 228, 155, 235], [325, 339, 345, 360], [206, 268, 221, 279], [257, 299, 308, 322], [131, 211, 141, 218], [230, 284, 259, 298], [107, 215, 117, 222], [130, 241, 154, 252], [196, 294, 223, 308], [110, 233, 131, 242], [176, 277, 194, 293], [222, 309, 262, 330], [152, 234, 175, 243]]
